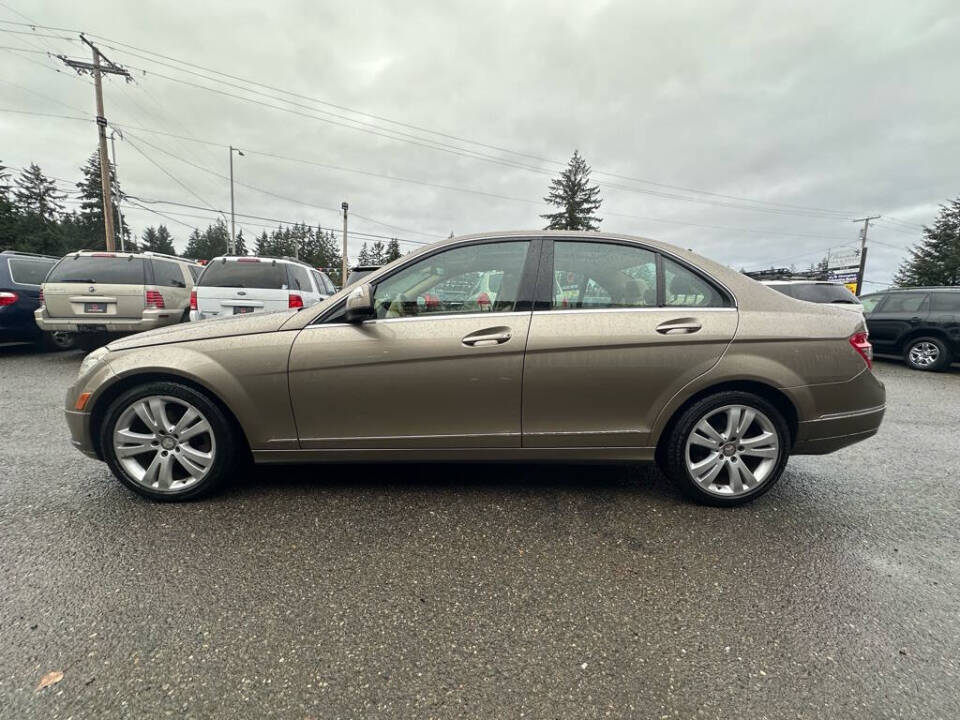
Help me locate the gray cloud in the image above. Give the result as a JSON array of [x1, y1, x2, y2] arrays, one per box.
[[2, 0, 957, 286]]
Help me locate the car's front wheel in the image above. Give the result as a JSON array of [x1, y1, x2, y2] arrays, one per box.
[[100, 381, 236, 500], [904, 336, 951, 371], [661, 391, 790, 506]]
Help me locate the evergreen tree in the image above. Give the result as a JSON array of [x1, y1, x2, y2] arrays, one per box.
[[13, 163, 64, 220], [541, 150, 602, 231], [894, 198, 960, 286], [368, 239, 387, 264], [357, 242, 371, 265], [385, 238, 402, 262], [234, 228, 247, 256], [75, 151, 129, 250], [0, 160, 11, 200], [141, 224, 177, 254]]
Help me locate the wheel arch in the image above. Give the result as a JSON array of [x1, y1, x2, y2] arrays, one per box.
[[89, 371, 252, 461], [898, 328, 952, 354], [654, 380, 799, 463]]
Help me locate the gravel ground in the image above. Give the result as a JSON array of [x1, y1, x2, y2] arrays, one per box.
[[1, 344, 958, 719]]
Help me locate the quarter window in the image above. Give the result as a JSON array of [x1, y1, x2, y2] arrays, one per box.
[[153, 260, 187, 288], [552, 241, 657, 309], [372, 241, 530, 318], [859, 294, 882, 313], [930, 292, 960, 312], [663, 257, 728, 307], [288, 264, 312, 293]]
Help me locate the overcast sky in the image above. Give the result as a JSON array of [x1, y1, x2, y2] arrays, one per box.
[[2, 0, 957, 287]]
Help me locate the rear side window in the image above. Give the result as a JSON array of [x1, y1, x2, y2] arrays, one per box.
[[8, 257, 56, 285], [663, 257, 728, 307], [880, 293, 928, 313], [288, 264, 312, 292], [153, 260, 187, 288], [46, 256, 145, 284], [320, 272, 336, 294], [786, 283, 860, 305], [930, 292, 960, 312], [553, 241, 658, 309], [197, 260, 288, 289]]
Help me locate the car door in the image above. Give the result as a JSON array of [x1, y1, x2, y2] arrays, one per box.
[[927, 291, 960, 353], [865, 291, 929, 351], [288, 238, 538, 449], [522, 238, 738, 448]]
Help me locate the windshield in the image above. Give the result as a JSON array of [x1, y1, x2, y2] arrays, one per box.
[[46, 256, 145, 284], [198, 260, 288, 289], [773, 283, 860, 304]]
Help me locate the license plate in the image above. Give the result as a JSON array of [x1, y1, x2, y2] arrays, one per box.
[[84, 303, 107, 313], [234, 306, 255, 314]]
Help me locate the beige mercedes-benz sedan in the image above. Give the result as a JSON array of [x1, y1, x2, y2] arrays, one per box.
[[65, 231, 885, 506]]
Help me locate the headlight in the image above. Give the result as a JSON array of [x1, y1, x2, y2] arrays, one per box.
[[79, 347, 109, 377]]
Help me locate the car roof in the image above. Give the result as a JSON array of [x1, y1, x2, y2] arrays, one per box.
[[66, 250, 201, 265], [760, 280, 843, 286], [880, 286, 959, 292], [207, 255, 311, 268]]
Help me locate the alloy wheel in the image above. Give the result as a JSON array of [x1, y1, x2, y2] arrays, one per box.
[[908, 341, 939, 368], [684, 404, 781, 497], [112, 395, 216, 493]]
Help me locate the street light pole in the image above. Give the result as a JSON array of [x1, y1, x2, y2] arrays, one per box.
[[229, 145, 244, 255], [341, 201, 349, 286]]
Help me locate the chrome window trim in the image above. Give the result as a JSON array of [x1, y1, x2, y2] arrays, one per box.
[[536, 307, 738, 316], [304, 310, 532, 329]]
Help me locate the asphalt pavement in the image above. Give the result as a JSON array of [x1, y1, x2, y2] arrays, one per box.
[[1, 344, 958, 719]]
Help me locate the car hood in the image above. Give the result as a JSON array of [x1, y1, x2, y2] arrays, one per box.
[[107, 310, 297, 350]]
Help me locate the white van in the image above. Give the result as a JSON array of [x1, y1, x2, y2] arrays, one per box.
[[190, 256, 335, 321]]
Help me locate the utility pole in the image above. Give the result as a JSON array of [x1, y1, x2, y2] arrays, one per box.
[[109, 128, 126, 252], [341, 201, 349, 286], [852, 216, 881, 295], [57, 36, 130, 252], [229, 146, 244, 255]]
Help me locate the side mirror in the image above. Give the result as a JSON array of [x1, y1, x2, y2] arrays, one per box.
[[345, 282, 375, 323]]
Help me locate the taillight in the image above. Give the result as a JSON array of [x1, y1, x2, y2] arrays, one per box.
[[477, 291, 491, 309], [189, 290, 197, 311], [38, 289, 43, 305], [0, 291, 18, 306], [145, 289, 165, 308], [849, 331, 873, 369], [288, 293, 304, 309]]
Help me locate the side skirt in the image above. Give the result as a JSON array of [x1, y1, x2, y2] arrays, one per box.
[[252, 446, 657, 464]]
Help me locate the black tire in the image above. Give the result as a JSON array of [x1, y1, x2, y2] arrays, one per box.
[[903, 336, 951, 372], [39, 331, 76, 352], [660, 391, 791, 507], [99, 381, 236, 501]]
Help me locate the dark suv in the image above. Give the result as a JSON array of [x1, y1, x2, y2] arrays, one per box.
[[0, 250, 74, 350], [860, 287, 960, 371]]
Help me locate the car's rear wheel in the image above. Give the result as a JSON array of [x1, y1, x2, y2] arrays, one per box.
[[100, 381, 236, 501], [38, 331, 76, 352], [903, 336, 950, 371], [661, 391, 790, 506]]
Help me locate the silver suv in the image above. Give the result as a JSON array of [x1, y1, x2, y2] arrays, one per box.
[[35, 251, 203, 347]]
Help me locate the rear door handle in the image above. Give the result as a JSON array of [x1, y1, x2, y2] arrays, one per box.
[[656, 318, 702, 335], [462, 326, 512, 347]]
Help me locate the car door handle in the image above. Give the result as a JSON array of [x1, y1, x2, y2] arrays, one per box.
[[462, 326, 512, 347], [656, 318, 702, 335]]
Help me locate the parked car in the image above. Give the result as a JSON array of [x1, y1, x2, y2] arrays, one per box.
[[35, 251, 203, 350], [65, 231, 884, 506], [761, 280, 863, 315], [859, 286, 960, 371], [0, 250, 74, 350], [345, 264, 380, 287], [190, 256, 333, 321]]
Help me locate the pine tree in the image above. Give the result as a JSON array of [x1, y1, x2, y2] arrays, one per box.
[[13, 163, 64, 220], [357, 242, 371, 265], [141, 224, 177, 254], [235, 228, 247, 256], [368, 239, 387, 264], [0, 160, 11, 200], [893, 198, 960, 287], [385, 238, 402, 262], [75, 151, 128, 250], [541, 150, 602, 231]]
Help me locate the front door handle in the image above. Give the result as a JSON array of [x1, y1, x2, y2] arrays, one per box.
[[462, 326, 512, 347], [656, 318, 702, 335]]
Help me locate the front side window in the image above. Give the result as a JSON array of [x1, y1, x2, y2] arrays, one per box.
[[552, 241, 657, 309], [663, 257, 729, 307], [372, 241, 529, 318], [8, 257, 56, 285], [153, 260, 187, 288], [881, 292, 928, 313]]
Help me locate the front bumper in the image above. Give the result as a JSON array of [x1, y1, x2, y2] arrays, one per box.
[[35, 306, 178, 334], [64, 356, 118, 461], [65, 408, 98, 459]]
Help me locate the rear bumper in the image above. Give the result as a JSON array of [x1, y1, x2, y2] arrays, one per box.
[[35, 307, 179, 333], [792, 404, 886, 454]]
